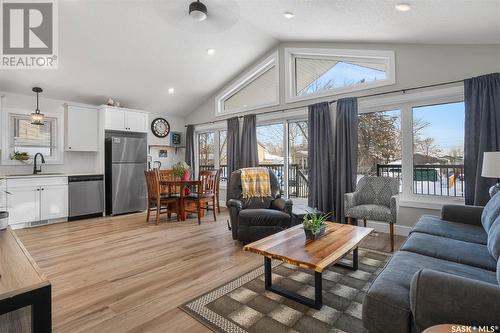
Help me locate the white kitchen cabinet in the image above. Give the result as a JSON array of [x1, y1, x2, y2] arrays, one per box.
[[0, 180, 6, 211], [102, 106, 148, 133], [6, 177, 68, 226], [65, 105, 99, 151], [126, 111, 148, 132], [40, 185, 68, 220], [6, 187, 39, 224], [104, 108, 126, 131]]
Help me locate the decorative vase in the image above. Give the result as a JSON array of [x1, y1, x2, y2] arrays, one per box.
[[182, 170, 191, 195], [304, 224, 326, 240]]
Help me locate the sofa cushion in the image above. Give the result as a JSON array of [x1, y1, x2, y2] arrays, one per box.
[[401, 232, 497, 271], [346, 204, 393, 222], [238, 209, 290, 227], [481, 191, 500, 232], [487, 215, 500, 260], [363, 251, 498, 333], [411, 215, 487, 244]]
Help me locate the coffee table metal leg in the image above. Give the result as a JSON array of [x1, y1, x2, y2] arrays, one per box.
[[264, 257, 322, 309], [335, 247, 359, 271]]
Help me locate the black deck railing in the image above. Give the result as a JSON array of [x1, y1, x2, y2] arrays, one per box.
[[199, 163, 308, 198], [376, 164, 464, 197]]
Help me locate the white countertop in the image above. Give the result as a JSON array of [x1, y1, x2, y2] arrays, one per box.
[[0, 173, 103, 180]]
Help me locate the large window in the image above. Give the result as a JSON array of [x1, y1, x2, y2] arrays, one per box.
[[412, 102, 465, 197], [198, 132, 215, 169], [216, 52, 279, 116], [9, 114, 57, 157], [358, 87, 465, 202], [257, 123, 285, 192], [285, 48, 395, 102], [358, 110, 402, 190], [219, 130, 227, 184], [197, 129, 227, 186], [288, 121, 309, 200], [254, 120, 309, 202]]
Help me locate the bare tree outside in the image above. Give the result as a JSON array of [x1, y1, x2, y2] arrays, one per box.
[[198, 132, 215, 167]]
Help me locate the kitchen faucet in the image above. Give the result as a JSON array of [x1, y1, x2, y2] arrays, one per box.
[[33, 153, 45, 175]]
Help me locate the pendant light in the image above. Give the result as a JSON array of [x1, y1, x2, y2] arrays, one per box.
[[189, 0, 207, 21], [31, 87, 45, 125]]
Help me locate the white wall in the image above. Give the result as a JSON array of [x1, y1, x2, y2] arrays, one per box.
[[184, 42, 500, 228], [147, 112, 186, 169], [0, 92, 186, 176]]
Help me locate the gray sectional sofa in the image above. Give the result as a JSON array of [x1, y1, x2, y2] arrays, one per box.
[[363, 192, 500, 333]]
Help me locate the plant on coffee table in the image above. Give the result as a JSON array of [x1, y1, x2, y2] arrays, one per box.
[[303, 212, 331, 240]]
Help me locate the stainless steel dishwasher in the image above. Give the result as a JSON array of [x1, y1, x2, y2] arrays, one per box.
[[68, 175, 104, 220]]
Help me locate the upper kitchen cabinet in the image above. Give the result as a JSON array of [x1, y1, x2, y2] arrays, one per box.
[[101, 106, 148, 133], [65, 105, 99, 151]]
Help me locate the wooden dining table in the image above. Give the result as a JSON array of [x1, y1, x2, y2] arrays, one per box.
[[158, 179, 201, 221]]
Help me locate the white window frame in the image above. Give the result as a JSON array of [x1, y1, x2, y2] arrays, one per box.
[[194, 124, 228, 188], [358, 85, 465, 209], [215, 51, 279, 117], [285, 48, 396, 104], [1, 108, 64, 165]]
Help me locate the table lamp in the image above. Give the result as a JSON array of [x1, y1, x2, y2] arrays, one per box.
[[481, 152, 500, 198]]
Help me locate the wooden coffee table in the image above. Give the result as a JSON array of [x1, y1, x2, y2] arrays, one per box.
[[243, 222, 373, 309]]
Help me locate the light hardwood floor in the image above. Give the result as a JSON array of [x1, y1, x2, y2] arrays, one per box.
[[15, 210, 405, 333]]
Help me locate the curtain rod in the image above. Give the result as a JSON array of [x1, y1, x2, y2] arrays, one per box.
[[185, 78, 464, 128]]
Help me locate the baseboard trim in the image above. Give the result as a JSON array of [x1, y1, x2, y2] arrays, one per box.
[[365, 220, 411, 236]]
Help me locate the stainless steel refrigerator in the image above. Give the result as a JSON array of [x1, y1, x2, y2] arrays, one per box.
[[105, 131, 147, 215]]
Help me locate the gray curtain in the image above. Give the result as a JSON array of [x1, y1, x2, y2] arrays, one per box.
[[185, 124, 195, 172], [308, 102, 335, 215], [241, 114, 258, 168], [464, 73, 500, 206], [334, 98, 358, 224], [226, 117, 240, 196]]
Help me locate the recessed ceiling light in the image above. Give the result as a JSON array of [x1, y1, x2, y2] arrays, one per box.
[[395, 3, 411, 12], [168, 88, 175, 94], [283, 12, 295, 19], [206, 48, 215, 55]]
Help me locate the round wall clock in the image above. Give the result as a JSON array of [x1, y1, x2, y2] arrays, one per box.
[[151, 118, 171, 138]]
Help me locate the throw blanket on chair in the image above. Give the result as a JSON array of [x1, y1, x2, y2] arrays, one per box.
[[240, 167, 271, 199]]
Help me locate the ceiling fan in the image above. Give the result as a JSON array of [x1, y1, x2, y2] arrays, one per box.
[[154, 0, 240, 34]]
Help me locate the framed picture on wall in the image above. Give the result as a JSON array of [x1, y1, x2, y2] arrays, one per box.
[[171, 131, 182, 146], [159, 150, 168, 158]]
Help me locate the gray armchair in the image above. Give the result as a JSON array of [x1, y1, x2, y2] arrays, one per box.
[[227, 169, 293, 244], [345, 176, 399, 251]]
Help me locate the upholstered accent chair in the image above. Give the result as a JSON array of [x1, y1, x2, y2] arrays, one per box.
[[345, 176, 399, 251], [227, 169, 293, 244]]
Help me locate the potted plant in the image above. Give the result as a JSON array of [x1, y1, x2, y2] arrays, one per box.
[[303, 212, 331, 240], [173, 162, 192, 195], [11, 151, 29, 162], [173, 161, 192, 180]]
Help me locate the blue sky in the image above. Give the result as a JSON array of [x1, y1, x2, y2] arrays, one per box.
[[304, 62, 386, 94], [413, 102, 464, 153]]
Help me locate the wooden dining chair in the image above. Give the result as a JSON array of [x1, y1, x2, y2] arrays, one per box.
[[157, 170, 182, 219], [158, 170, 180, 195], [144, 170, 180, 225], [185, 170, 218, 224], [215, 168, 221, 213]]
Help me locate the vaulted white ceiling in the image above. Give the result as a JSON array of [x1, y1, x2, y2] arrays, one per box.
[[1, 0, 499, 116]]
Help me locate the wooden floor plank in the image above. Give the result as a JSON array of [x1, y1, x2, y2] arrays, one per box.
[[15, 210, 406, 332]]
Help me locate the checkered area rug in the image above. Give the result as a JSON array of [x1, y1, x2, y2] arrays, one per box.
[[180, 248, 391, 333]]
